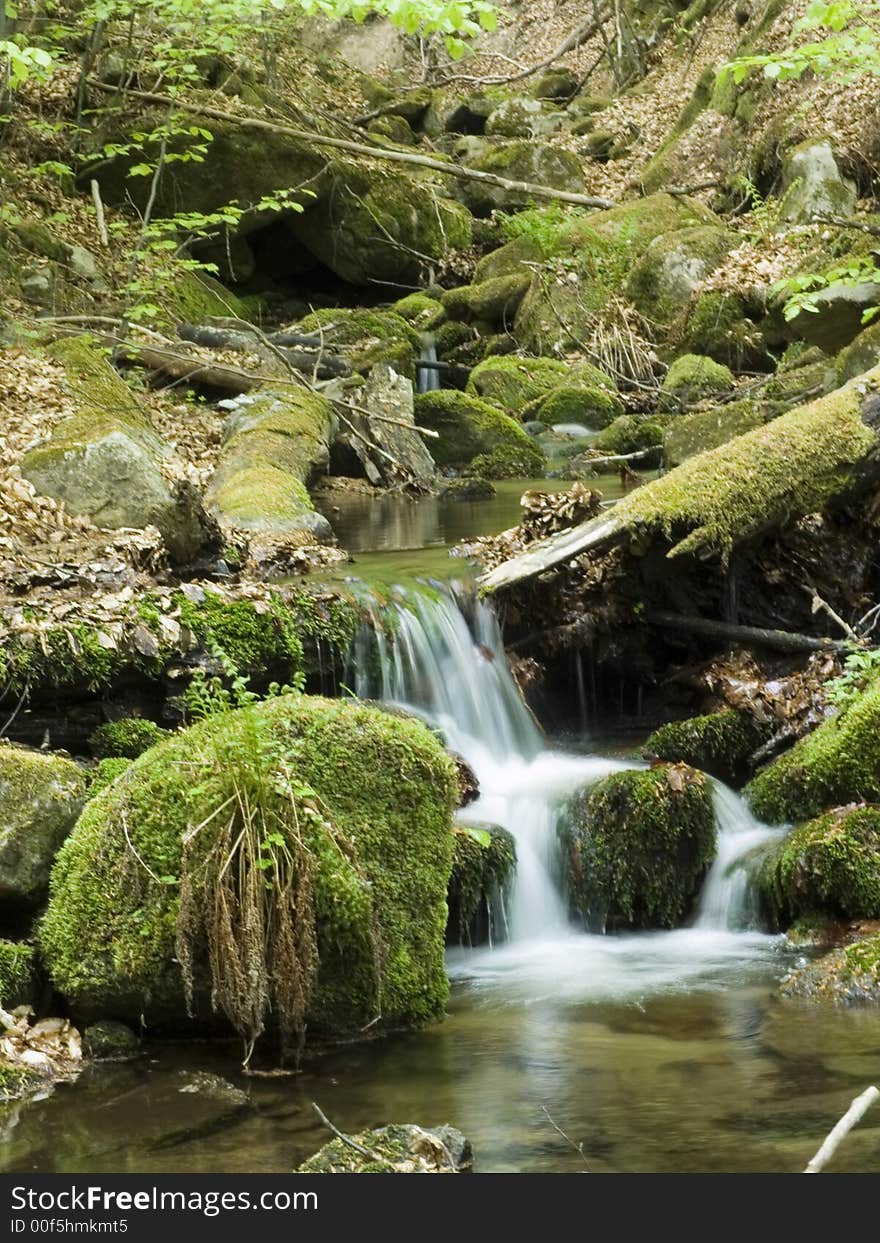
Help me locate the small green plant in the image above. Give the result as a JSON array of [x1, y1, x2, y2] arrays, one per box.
[[773, 258, 880, 324], [826, 648, 880, 713], [497, 203, 588, 257], [721, 0, 880, 85], [736, 175, 802, 243]]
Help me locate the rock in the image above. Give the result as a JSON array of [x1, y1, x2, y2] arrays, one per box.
[[177, 1070, 249, 1107], [757, 357, 837, 415], [21, 336, 213, 564], [837, 319, 880, 383], [0, 745, 87, 912], [781, 138, 857, 224], [788, 280, 880, 353], [467, 355, 617, 419], [423, 89, 496, 135], [682, 290, 772, 371], [347, 363, 437, 487], [625, 225, 735, 331], [297, 1123, 472, 1173], [663, 398, 764, 466], [390, 293, 446, 331], [747, 678, 880, 825], [779, 933, 880, 1005], [20, 272, 53, 305], [661, 353, 736, 407], [89, 719, 167, 760], [473, 235, 544, 284], [296, 307, 421, 380], [414, 390, 542, 474], [457, 141, 585, 215], [533, 68, 580, 101], [0, 941, 37, 1008], [448, 821, 515, 945], [438, 478, 496, 501], [205, 386, 335, 545], [559, 765, 717, 930], [590, 415, 665, 455], [441, 272, 531, 324], [40, 697, 459, 1040], [82, 1019, 140, 1061], [484, 97, 565, 139], [66, 244, 105, 287], [643, 710, 769, 785], [585, 129, 615, 160], [367, 113, 415, 145], [530, 382, 624, 429], [759, 805, 880, 929]]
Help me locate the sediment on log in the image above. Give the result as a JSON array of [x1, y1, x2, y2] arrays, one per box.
[[480, 368, 880, 594]]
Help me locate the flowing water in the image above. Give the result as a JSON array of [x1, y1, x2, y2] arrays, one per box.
[[9, 584, 880, 1173]]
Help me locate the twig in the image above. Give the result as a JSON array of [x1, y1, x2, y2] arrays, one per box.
[[801, 585, 861, 643], [311, 1102, 392, 1166], [90, 178, 110, 248], [541, 1105, 591, 1170], [803, 1086, 880, 1173]]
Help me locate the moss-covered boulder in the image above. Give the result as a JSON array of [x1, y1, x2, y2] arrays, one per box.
[[467, 356, 617, 419], [0, 940, 36, 1008], [442, 272, 531, 325], [747, 680, 880, 825], [661, 353, 736, 407], [663, 398, 764, 467], [759, 805, 880, 929], [592, 415, 665, 455], [205, 387, 335, 544], [297, 307, 421, 379], [21, 337, 211, 564], [413, 390, 544, 473], [0, 746, 87, 912], [390, 293, 446, 331], [89, 719, 168, 760], [838, 321, 880, 384], [40, 696, 458, 1041], [530, 381, 624, 429], [484, 97, 565, 139], [559, 764, 717, 930], [781, 138, 857, 225], [682, 290, 771, 372], [82, 1019, 140, 1060], [644, 710, 769, 786], [779, 933, 880, 1005], [474, 235, 544, 284], [447, 822, 516, 945], [297, 1123, 473, 1173], [625, 225, 735, 332], [458, 141, 585, 215]]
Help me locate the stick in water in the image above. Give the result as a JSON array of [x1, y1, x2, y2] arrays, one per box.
[[803, 1086, 880, 1173]]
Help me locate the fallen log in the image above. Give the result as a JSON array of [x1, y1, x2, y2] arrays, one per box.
[[480, 369, 880, 594], [646, 612, 856, 655], [86, 80, 617, 211]]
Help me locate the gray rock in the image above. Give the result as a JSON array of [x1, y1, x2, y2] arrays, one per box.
[[790, 281, 880, 353], [459, 141, 584, 214], [0, 746, 86, 910], [782, 139, 857, 224], [837, 319, 880, 382], [298, 1123, 473, 1173], [485, 97, 565, 139], [21, 272, 52, 306], [66, 244, 106, 287]]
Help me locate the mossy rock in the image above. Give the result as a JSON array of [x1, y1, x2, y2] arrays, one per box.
[[441, 272, 531, 325], [390, 293, 446, 331], [0, 1058, 44, 1104], [467, 356, 616, 417], [161, 270, 253, 327], [759, 358, 836, 412], [644, 710, 769, 785], [484, 97, 565, 139], [781, 138, 857, 225], [837, 321, 880, 385], [367, 114, 415, 145], [747, 679, 880, 825], [624, 225, 735, 332], [565, 193, 720, 256], [90, 719, 168, 760], [82, 1019, 140, 1061], [533, 68, 580, 101], [459, 142, 585, 215], [413, 390, 543, 471], [447, 822, 516, 945], [474, 235, 544, 283], [592, 415, 665, 455], [682, 290, 772, 372], [0, 941, 36, 1008], [661, 354, 736, 407], [297, 1123, 473, 1173], [663, 398, 764, 467], [87, 758, 133, 799], [0, 745, 87, 912], [297, 307, 421, 379], [759, 805, 880, 929], [531, 382, 625, 430], [40, 696, 458, 1040], [779, 933, 880, 1005], [559, 765, 717, 931], [205, 388, 334, 543], [466, 442, 547, 479]]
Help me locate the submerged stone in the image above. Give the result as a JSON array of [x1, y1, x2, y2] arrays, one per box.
[[297, 1123, 473, 1173]]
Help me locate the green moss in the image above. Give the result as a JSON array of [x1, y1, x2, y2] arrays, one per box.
[[559, 765, 716, 930], [593, 415, 665, 454], [0, 1059, 43, 1103], [40, 696, 458, 1039], [465, 142, 584, 214], [390, 293, 446, 330], [87, 758, 133, 798], [447, 822, 516, 943], [161, 270, 252, 327], [779, 931, 880, 1004], [565, 194, 720, 256], [474, 235, 544, 283], [612, 373, 878, 561], [297, 1123, 470, 1173], [467, 442, 545, 479], [624, 225, 734, 332], [663, 399, 764, 467], [838, 321, 880, 384], [683, 291, 771, 371], [37, 335, 157, 450], [441, 272, 531, 323], [747, 678, 880, 825], [661, 353, 736, 405], [296, 307, 421, 378], [0, 746, 87, 907], [467, 356, 616, 417], [0, 941, 35, 1008], [532, 383, 624, 429], [759, 805, 880, 927], [175, 590, 305, 678], [90, 719, 167, 760], [414, 389, 542, 468], [644, 710, 768, 784]]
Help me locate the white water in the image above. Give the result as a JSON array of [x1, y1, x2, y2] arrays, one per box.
[[357, 585, 785, 996], [416, 337, 441, 394]]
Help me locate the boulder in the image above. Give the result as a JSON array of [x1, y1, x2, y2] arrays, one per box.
[[781, 138, 857, 224], [89, 719, 167, 760], [559, 765, 716, 930], [457, 141, 585, 215], [467, 356, 617, 418], [533, 68, 580, 101], [625, 225, 735, 331], [390, 293, 446, 331], [447, 821, 516, 945], [837, 320, 880, 384], [663, 398, 764, 466], [413, 390, 544, 474], [82, 1019, 140, 1061], [682, 290, 772, 371], [484, 97, 565, 139], [40, 696, 458, 1040], [296, 307, 421, 379], [759, 805, 880, 928], [423, 89, 495, 135], [342, 364, 437, 487], [643, 710, 769, 785], [21, 337, 212, 564], [297, 1124, 473, 1173], [788, 280, 880, 354], [779, 933, 880, 1005], [661, 353, 736, 407], [473, 235, 544, 283], [0, 941, 37, 1009], [589, 415, 665, 456], [441, 272, 531, 324], [0, 746, 86, 912]]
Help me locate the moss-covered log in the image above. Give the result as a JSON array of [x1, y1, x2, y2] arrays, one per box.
[[481, 367, 880, 593], [40, 696, 458, 1043]]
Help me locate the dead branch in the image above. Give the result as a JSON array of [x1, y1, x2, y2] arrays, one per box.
[[804, 1086, 880, 1173], [647, 611, 856, 654]]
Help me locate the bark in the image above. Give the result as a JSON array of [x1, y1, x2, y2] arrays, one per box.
[[646, 612, 855, 654], [481, 369, 880, 594]]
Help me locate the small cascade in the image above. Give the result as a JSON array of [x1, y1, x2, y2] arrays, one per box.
[[416, 335, 441, 394], [695, 784, 786, 931]]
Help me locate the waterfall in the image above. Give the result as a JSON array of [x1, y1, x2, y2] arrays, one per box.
[[416, 335, 441, 395], [356, 583, 778, 945]]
